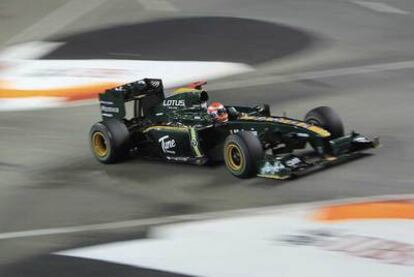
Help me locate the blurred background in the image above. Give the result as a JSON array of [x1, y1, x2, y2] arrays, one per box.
[[0, 0, 414, 276]]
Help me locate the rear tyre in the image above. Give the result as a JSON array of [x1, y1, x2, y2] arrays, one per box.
[[89, 119, 130, 163], [305, 106, 344, 139], [223, 131, 263, 178]]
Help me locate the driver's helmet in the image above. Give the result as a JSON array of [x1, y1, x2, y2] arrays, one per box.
[[207, 102, 228, 122]]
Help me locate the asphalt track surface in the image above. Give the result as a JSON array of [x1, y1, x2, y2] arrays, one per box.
[[1, 0, 414, 275]]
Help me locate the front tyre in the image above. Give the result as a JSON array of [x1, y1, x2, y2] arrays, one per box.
[[223, 131, 263, 178], [89, 119, 130, 163], [305, 106, 344, 139]]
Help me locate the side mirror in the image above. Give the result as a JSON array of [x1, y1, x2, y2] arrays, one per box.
[[227, 106, 239, 120], [254, 104, 271, 117]]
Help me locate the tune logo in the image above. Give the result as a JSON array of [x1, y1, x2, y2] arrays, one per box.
[[280, 229, 414, 266], [159, 135, 177, 154]]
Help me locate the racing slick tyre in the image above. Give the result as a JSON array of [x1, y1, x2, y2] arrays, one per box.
[[223, 131, 263, 178], [89, 119, 130, 164], [305, 106, 344, 139]]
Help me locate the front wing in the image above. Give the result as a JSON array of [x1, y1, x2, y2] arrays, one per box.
[[257, 133, 379, 180]]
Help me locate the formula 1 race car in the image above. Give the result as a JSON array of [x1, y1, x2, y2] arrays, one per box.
[[89, 78, 379, 179]]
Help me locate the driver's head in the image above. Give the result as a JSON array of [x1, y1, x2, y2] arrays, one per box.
[[207, 102, 228, 122]]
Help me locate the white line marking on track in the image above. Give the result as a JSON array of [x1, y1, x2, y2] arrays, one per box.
[[0, 194, 412, 241], [210, 59, 414, 91], [137, 0, 178, 12], [5, 0, 108, 45], [351, 1, 410, 15]]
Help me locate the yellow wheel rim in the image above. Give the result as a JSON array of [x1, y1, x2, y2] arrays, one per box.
[[226, 143, 244, 171], [92, 131, 108, 157]]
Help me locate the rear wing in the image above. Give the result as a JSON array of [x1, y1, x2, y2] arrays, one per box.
[[99, 78, 164, 120]]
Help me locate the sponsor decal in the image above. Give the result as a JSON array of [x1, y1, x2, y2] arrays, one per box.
[[166, 156, 189, 162], [284, 156, 302, 167], [279, 229, 414, 266], [191, 139, 198, 147], [230, 129, 258, 136], [158, 135, 177, 154], [162, 99, 185, 107], [101, 105, 119, 113], [99, 100, 114, 105]]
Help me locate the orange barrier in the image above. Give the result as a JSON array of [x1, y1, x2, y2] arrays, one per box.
[[314, 200, 414, 221]]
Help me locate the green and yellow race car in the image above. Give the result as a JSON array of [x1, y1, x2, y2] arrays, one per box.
[[89, 78, 378, 179]]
